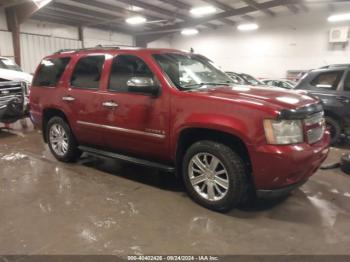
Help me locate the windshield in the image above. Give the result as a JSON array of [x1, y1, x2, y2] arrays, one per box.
[[0, 58, 22, 71], [153, 53, 233, 90], [240, 73, 264, 86]]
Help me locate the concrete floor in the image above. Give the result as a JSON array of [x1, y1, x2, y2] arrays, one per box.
[[1, 120, 350, 255]]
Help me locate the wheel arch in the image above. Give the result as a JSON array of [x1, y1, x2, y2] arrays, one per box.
[[175, 127, 252, 179], [324, 110, 344, 129], [42, 108, 70, 143]]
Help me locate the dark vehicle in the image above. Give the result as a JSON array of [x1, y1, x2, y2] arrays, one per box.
[[295, 64, 350, 143], [30, 47, 329, 212], [0, 81, 27, 123]]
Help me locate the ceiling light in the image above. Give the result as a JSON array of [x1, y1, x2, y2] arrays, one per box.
[[181, 28, 199, 36], [127, 5, 144, 12], [190, 6, 216, 17], [126, 16, 147, 25], [328, 13, 350, 22], [32, 0, 52, 8], [237, 23, 259, 31]]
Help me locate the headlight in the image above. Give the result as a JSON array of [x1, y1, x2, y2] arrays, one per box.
[[22, 81, 30, 96], [263, 119, 303, 145]]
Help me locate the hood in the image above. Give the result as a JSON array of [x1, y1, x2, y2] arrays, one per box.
[[201, 85, 317, 110], [0, 68, 33, 83]]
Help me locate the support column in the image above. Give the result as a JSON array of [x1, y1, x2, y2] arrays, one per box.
[[5, 7, 21, 66]]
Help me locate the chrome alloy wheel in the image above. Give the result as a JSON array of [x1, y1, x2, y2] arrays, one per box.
[[188, 153, 229, 201], [49, 123, 69, 156]]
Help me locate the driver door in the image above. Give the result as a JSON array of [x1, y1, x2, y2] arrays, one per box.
[[99, 54, 170, 161]]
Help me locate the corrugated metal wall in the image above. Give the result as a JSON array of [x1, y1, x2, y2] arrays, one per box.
[[0, 31, 14, 60], [20, 33, 82, 73]]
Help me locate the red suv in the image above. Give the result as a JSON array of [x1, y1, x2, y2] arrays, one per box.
[[29, 47, 330, 212]]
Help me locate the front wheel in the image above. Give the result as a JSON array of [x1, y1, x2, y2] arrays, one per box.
[[182, 140, 248, 212], [47, 117, 81, 162]]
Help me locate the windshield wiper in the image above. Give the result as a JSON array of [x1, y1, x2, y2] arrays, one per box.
[[182, 82, 231, 89]]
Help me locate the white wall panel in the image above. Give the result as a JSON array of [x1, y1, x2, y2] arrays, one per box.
[[0, 8, 7, 30], [83, 27, 134, 47], [150, 6, 350, 79], [0, 31, 14, 60], [21, 20, 79, 39], [20, 34, 82, 73]]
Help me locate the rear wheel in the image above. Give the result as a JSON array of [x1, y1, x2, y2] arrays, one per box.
[[325, 116, 341, 145], [182, 140, 248, 212], [47, 117, 81, 162]]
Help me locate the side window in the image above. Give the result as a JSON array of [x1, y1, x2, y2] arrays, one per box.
[[71, 55, 105, 89], [33, 57, 70, 87], [310, 71, 344, 90], [108, 55, 154, 92], [343, 72, 350, 91]]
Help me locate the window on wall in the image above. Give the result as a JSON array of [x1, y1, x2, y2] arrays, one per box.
[[108, 55, 154, 92], [310, 71, 344, 90], [33, 57, 71, 87], [71, 55, 105, 89]]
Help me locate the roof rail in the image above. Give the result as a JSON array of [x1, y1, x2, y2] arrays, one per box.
[[320, 64, 350, 69], [54, 45, 137, 54], [54, 48, 77, 54]]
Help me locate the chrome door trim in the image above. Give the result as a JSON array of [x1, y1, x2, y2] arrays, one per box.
[[76, 120, 166, 139]]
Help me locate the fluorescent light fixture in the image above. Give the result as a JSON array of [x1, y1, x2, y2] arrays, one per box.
[[127, 5, 144, 12], [328, 13, 350, 22], [32, 0, 52, 8], [181, 28, 199, 36], [237, 23, 259, 31], [126, 16, 147, 25], [190, 6, 216, 17]]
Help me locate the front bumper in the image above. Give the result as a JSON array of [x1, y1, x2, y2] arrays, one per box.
[[256, 179, 308, 198], [251, 131, 330, 190], [0, 99, 26, 123]]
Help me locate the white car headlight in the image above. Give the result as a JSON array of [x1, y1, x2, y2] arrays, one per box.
[[263, 119, 303, 145]]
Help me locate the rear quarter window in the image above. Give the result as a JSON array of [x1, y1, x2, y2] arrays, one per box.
[[33, 57, 71, 87]]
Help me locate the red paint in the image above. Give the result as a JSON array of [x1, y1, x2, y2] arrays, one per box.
[[29, 48, 330, 191]]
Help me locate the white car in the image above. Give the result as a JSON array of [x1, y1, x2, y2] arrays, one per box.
[[0, 57, 33, 94]]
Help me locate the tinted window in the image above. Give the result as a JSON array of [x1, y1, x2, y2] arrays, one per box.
[[109, 55, 154, 92], [33, 57, 70, 87], [344, 72, 350, 91], [310, 71, 343, 90], [71, 56, 105, 89]]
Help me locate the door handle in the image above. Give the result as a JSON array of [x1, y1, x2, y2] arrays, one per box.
[[62, 96, 75, 102], [336, 96, 350, 103], [102, 101, 118, 108]]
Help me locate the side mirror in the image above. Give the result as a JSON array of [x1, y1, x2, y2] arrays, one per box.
[[127, 77, 159, 96]]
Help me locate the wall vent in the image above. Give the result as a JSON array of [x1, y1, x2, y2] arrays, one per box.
[[329, 27, 349, 43]]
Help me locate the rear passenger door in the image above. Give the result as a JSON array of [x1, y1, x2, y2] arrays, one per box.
[[98, 54, 170, 161], [62, 54, 107, 147]]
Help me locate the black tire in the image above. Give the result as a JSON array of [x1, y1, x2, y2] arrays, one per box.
[[182, 140, 248, 212], [46, 116, 81, 162], [340, 153, 350, 175], [325, 116, 341, 145]]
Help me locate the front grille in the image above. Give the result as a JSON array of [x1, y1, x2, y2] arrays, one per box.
[[304, 111, 325, 144], [0, 81, 24, 105]]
